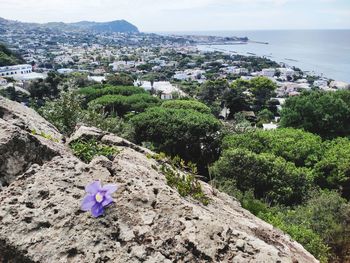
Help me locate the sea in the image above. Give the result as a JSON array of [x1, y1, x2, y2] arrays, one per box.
[[165, 30, 350, 83]]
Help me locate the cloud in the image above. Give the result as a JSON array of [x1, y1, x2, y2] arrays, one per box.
[[0, 0, 349, 31]]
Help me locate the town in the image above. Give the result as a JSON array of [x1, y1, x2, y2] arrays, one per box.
[[0, 18, 349, 130]]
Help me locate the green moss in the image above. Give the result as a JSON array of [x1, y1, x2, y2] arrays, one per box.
[[31, 129, 59, 143], [69, 139, 119, 163]]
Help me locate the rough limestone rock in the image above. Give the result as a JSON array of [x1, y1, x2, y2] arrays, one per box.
[[0, 97, 319, 263], [0, 96, 62, 141], [0, 119, 65, 188]]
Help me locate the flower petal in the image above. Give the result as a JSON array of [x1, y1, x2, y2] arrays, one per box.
[[102, 184, 118, 195], [102, 195, 114, 207], [91, 203, 104, 217], [85, 181, 101, 195], [81, 194, 96, 211]]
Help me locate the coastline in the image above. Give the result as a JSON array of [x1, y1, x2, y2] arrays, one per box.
[[176, 30, 350, 83]]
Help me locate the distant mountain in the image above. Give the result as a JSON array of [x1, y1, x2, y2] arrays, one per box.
[[0, 17, 139, 34], [70, 20, 139, 33]]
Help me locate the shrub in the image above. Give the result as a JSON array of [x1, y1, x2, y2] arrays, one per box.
[[69, 140, 119, 163], [260, 211, 330, 263], [280, 90, 350, 138], [89, 93, 160, 116], [210, 148, 314, 205], [152, 154, 209, 205], [131, 107, 222, 172], [314, 137, 350, 197], [222, 128, 323, 167], [78, 85, 146, 103], [161, 100, 211, 114], [38, 92, 83, 135]]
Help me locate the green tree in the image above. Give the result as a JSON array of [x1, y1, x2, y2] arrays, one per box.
[[38, 92, 83, 135], [105, 73, 134, 86], [89, 93, 160, 116], [131, 107, 222, 171], [250, 77, 277, 110], [161, 100, 211, 114], [28, 72, 63, 100], [78, 85, 146, 103], [280, 90, 350, 138], [222, 128, 323, 167], [0, 43, 25, 66], [223, 85, 249, 117], [197, 79, 230, 105], [314, 138, 350, 197], [210, 148, 313, 205]]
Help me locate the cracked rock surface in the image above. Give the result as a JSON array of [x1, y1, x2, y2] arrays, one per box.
[[0, 96, 318, 263]]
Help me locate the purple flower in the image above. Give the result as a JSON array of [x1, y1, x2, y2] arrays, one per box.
[[81, 181, 118, 217]]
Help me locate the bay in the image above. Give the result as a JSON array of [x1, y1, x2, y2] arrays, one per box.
[[168, 30, 350, 83]]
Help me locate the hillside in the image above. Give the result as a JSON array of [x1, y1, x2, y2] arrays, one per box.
[[0, 17, 139, 34], [71, 19, 139, 33], [0, 43, 24, 67], [0, 95, 318, 262]]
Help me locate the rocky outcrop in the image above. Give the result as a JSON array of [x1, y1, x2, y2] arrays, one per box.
[[0, 97, 319, 263], [0, 96, 62, 141]]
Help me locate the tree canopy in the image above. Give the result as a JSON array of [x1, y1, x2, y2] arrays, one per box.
[[131, 107, 222, 169], [222, 128, 323, 167], [280, 90, 350, 138], [210, 148, 313, 205], [161, 99, 211, 114], [89, 93, 160, 116]]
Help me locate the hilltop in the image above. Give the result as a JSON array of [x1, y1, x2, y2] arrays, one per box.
[[0, 17, 139, 33]]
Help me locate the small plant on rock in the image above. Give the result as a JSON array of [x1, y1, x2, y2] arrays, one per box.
[[150, 153, 209, 205], [69, 139, 119, 163]]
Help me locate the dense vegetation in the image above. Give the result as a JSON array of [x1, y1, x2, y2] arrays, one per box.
[[161, 99, 211, 114], [5, 67, 349, 262], [280, 90, 350, 138], [132, 107, 222, 172], [0, 43, 24, 66], [212, 127, 350, 262]]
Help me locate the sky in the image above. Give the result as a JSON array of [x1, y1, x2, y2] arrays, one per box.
[[0, 0, 349, 32]]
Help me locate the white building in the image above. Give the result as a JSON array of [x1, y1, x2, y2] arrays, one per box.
[[109, 61, 136, 71], [57, 68, 75, 74], [0, 64, 32, 78], [0, 77, 7, 86], [135, 81, 186, 100], [261, 68, 276, 78], [313, 79, 328, 88], [330, 81, 349, 90], [278, 68, 295, 79], [263, 123, 278, 130]]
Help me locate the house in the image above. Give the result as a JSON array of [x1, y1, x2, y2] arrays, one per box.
[[261, 68, 276, 78], [263, 122, 278, 130], [109, 61, 136, 71], [0, 77, 7, 86], [278, 68, 295, 80], [57, 68, 74, 74], [313, 79, 328, 88], [88, 76, 106, 83], [0, 64, 32, 77], [241, 111, 256, 121], [160, 92, 173, 100], [136, 81, 186, 100], [330, 81, 349, 90]]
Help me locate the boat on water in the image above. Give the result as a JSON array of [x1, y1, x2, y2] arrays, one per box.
[[285, 58, 299, 62]]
